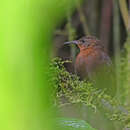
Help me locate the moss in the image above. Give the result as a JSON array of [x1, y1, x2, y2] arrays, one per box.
[[48, 57, 130, 129]]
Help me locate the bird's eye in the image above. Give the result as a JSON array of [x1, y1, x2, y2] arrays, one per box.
[[81, 39, 85, 43]]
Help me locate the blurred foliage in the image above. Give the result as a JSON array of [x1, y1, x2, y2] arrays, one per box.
[[124, 34, 130, 106], [48, 57, 130, 129], [0, 0, 81, 130]]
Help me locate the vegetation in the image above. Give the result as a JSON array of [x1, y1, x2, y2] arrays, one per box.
[[49, 57, 130, 129], [56, 118, 96, 130], [1, 0, 130, 130]]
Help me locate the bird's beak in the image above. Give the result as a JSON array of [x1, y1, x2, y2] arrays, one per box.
[[64, 40, 78, 45]]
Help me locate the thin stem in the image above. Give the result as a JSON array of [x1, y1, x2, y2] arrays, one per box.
[[67, 10, 76, 62], [113, 0, 121, 100], [128, 0, 130, 32], [119, 0, 128, 30], [76, 1, 89, 35]]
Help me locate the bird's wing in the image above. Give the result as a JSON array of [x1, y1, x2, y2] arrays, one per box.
[[100, 51, 112, 66]]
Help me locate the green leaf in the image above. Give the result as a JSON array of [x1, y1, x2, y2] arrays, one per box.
[[56, 118, 97, 130]]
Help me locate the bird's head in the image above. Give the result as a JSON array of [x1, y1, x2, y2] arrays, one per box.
[[64, 36, 100, 51]]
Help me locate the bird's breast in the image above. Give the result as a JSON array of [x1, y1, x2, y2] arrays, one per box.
[[75, 47, 109, 78], [75, 48, 95, 78]]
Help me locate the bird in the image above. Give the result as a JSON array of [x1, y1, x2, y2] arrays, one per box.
[[64, 35, 116, 96]]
